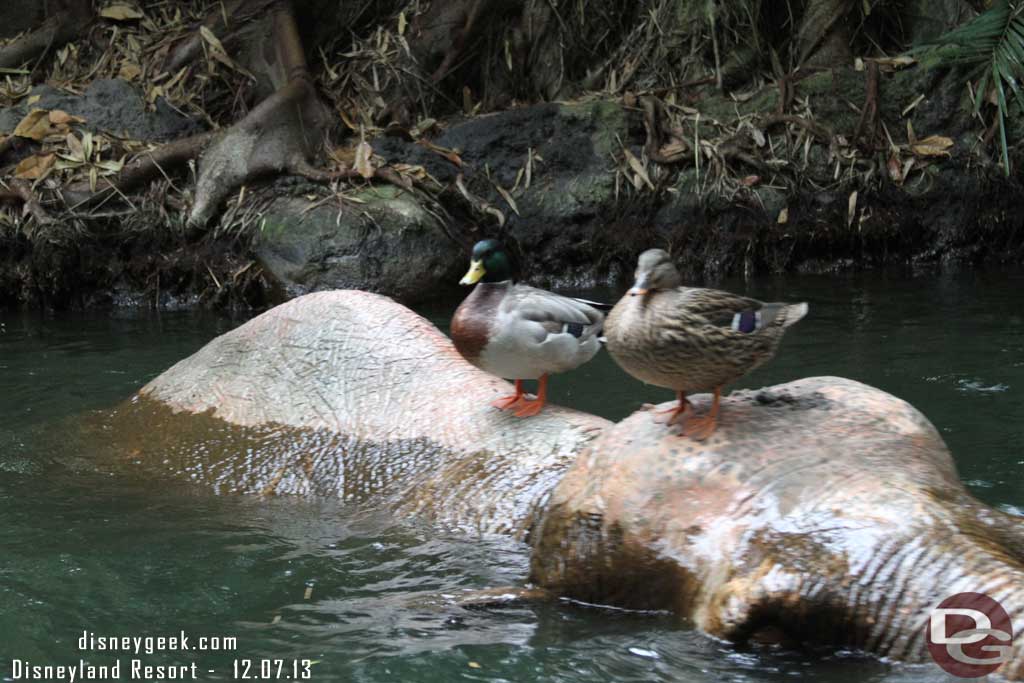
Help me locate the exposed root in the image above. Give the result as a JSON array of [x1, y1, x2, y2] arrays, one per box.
[[187, 0, 332, 227], [762, 114, 835, 145], [0, 0, 92, 70], [430, 0, 485, 83], [853, 60, 881, 152], [7, 179, 54, 224], [163, 0, 251, 74], [642, 96, 691, 164], [59, 131, 217, 210], [453, 173, 505, 226]]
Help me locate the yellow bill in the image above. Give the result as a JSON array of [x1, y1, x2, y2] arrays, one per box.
[[460, 259, 486, 285]]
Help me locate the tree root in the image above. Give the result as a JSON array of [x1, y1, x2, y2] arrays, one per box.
[[163, 0, 250, 74], [641, 96, 691, 164], [853, 61, 881, 152], [58, 131, 216, 210], [187, 0, 332, 227], [7, 179, 54, 224], [430, 0, 486, 83], [0, 0, 92, 70], [763, 114, 835, 145]]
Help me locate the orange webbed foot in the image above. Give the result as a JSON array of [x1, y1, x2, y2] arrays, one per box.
[[492, 394, 526, 410], [650, 393, 691, 426], [511, 398, 545, 418], [680, 414, 717, 441], [651, 403, 690, 426], [678, 387, 722, 441], [509, 374, 549, 418], [492, 379, 526, 411]]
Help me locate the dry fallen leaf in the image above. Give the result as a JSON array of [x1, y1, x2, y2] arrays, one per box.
[[118, 61, 142, 81], [777, 207, 789, 224], [200, 25, 240, 72], [67, 132, 85, 161], [873, 55, 916, 71], [623, 148, 654, 191], [847, 190, 858, 228], [418, 139, 463, 166], [100, 3, 144, 21], [338, 108, 359, 132], [657, 140, 688, 162], [910, 135, 954, 158], [14, 153, 55, 180], [354, 140, 374, 179], [48, 109, 83, 125], [495, 185, 519, 215], [13, 109, 54, 141], [887, 153, 903, 185]]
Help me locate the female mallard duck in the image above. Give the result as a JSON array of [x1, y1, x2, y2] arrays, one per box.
[[451, 239, 605, 417], [604, 248, 807, 440]]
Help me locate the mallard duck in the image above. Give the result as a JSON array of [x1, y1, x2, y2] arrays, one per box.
[[451, 239, 605, 417], [604, 248, 808, 439]]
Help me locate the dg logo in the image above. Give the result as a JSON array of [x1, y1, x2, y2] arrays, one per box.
[[927, 592, 1014, 678]]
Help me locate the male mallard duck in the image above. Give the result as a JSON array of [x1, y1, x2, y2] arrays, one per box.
[[451, 239, 605, 417], [604, 248, 807, 439]]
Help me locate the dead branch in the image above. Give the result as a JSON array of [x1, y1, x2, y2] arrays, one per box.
[[8, 179, 54, 224], [454, 173, 504, 226], [0, 0, 92, 70], [288, 161, 416, 194], [163, 0, 251, 74], [762, 114, 835, 144], [58, 131, 216, 209], [641, 96, 691, 164], [853, 60, 881, 152]]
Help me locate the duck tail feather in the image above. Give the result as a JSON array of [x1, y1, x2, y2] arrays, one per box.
[[571, 297, 613, 312]]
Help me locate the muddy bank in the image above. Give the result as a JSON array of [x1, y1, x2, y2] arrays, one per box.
[[3, 65, 1024, 310]]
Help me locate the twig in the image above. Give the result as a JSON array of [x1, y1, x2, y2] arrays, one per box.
[[59, 131, 216, 209], [164, 0, 254, 73], [762, 114, 835, 144], [853, 61, 880, 151], [8, 179, 53, 224], [0, 1, 91, 69]]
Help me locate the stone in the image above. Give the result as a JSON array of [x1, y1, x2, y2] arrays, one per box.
[[254, 187, 464, 304]]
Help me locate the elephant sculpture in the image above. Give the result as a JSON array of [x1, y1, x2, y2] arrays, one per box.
[[99, 290, 1024, 677]]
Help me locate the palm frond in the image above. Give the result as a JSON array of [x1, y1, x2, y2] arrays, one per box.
[[909, 0, 1024, 174]]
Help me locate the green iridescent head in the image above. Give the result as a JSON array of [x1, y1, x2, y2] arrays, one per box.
[[459, 239, 514, 285]]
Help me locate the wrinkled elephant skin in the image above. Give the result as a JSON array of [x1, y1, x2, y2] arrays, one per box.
[[109, 291, 1023, 677], [531, 378, 1024, 675], [113, 290, 609, 535]]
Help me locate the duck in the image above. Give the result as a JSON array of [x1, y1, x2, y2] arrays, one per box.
[[450, 239, 606, 417], [604, 248, 808, 440]]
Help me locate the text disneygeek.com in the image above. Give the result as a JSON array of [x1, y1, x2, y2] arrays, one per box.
[[9, 631, 313, 680]]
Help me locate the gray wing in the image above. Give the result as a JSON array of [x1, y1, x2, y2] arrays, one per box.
[[503, 285, 604, 340]]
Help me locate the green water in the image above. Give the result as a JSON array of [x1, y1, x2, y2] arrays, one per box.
[[2, 271, 1022, 682]]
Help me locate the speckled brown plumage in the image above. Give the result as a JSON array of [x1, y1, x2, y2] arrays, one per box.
[[604, 249, 807, 438], [605, 286, 807, 394]]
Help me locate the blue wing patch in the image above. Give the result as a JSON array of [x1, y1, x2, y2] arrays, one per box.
[[731, 310, 760, 333]]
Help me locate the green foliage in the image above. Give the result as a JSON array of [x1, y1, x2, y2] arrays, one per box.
[[910, 0, 1024, 174]]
